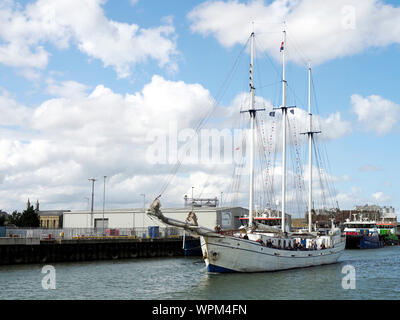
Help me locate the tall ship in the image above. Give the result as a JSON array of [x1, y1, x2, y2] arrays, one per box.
[[343, 217, 384, 249], [147, 30, 345, 272]]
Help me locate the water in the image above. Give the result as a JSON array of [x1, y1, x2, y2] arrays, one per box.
[[1, 246, 399, 300]]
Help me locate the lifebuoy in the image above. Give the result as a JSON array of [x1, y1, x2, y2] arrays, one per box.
[[129, 246, 138, 258], [148, 245, 157, 257], [13, 248, 23, 264], [110, 245, 119, 260], [111, 252, 119, 260]]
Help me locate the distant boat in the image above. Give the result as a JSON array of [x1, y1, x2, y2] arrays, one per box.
[[376, 222, 399, 245], [147, 30, 345, 272], [343, 217, 384, 249], [376, 221, 397, 236]]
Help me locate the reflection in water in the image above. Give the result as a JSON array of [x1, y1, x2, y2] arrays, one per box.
[[0, 246, 399, 300]]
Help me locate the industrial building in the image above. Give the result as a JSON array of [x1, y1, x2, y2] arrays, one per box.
[[63, 206, 248, 231]]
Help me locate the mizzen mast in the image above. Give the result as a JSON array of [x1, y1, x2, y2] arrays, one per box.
[[301, 64, 321, 232]]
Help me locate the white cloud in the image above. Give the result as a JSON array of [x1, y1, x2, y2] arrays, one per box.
[[0, 76, 217, 211], [0, 74, 350, 213], [221, 91, 350, 142], [188, 0, 400, 65], [372, 191, 391, 203], [351, 94, 400, 135], [0, 0, 178, 77], [130, 0, 139, 6], [0, 91, 33, 126], [336, 186, 364, 209], [45, 79, 91, 98]]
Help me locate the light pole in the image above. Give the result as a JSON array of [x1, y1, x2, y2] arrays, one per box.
[[220, 192, 223, 207], [102, 176, 107, 236], [88, 178, 96, 229], [140, 194, 145, 230], [84, 197, 89, 227]]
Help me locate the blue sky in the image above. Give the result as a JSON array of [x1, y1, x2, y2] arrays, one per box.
[[0, 0, 399, 220]]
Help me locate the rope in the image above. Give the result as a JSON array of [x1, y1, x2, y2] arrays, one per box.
[[158, 35, 252, 198]]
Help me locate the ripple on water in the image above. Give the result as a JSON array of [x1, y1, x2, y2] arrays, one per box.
[[1, 246, 399, 300]]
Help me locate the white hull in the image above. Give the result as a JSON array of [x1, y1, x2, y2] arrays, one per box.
[[201, 235, 345, 273]]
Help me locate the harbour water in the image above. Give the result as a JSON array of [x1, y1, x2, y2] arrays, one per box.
[[1, 246, 399, 300]]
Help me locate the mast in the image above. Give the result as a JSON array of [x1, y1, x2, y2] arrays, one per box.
[[307, 64, 313, 233], [281, 30, 287, 233], [302, 64, 320, 232], [249, 31, 256, 228], [274, 30, 297, 233], [241, 30, 264, 229]]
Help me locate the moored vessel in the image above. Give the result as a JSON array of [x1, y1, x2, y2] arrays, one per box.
[[343, 219, 384, 249], [147, 29, 345, 272]]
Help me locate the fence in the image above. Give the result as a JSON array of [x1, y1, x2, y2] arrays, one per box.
[[4, 226, 184, 240]]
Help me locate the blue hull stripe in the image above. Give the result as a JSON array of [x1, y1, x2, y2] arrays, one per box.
[[207, 264, 236, 273]]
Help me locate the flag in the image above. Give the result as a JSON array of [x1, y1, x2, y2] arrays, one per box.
[[269, 111, 275, 117], [290, 109, 294, 114], [280, 41, 284, 52]]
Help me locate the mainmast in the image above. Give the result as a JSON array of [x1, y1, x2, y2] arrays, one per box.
[[301, 64, 320, 232], [241, 31, 264, 229], [308, 65, 312, 233], [272, 30, 297, 233]]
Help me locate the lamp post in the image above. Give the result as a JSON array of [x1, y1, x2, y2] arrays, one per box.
[[88, 178, 96, 229], [102, 176, 107, 236], [140, 194, 145, 231]]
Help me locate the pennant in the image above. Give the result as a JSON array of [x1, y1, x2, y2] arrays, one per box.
[[290, 109, 294, 114], [280, 41, 284, 52]]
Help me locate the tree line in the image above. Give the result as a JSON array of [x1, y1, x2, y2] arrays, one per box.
[[0, 205, 40, 227]]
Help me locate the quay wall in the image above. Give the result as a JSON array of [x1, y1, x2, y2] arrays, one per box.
[[0, 237, 200, 266]]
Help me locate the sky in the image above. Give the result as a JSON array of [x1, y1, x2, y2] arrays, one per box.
[[0, 0, 399, 219]]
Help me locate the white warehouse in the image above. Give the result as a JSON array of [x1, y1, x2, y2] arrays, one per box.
[[63, 206, 248, 231]]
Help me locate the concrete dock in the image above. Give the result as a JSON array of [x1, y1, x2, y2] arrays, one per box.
[[0, 236, 201, 266]]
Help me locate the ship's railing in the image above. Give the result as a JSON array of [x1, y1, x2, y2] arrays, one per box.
[[4, 226, 184, 240]]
